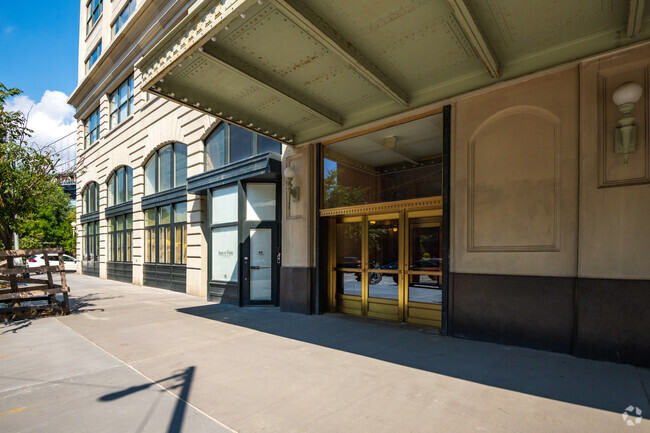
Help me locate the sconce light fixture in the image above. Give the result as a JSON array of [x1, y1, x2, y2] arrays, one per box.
[[612, 81, 643, 165], [283, 166, 300, 202]]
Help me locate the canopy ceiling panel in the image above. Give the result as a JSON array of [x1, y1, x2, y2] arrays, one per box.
[[137, 0, 650, 145]]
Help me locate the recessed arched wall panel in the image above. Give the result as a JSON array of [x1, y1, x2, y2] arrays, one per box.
[[468, 106, 561, 252], [452, 66, 579, 278]]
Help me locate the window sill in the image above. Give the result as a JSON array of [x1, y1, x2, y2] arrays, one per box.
[[140, 95, 159, 111], [85, 13, 103, 42], [104, 113, 134, 139]]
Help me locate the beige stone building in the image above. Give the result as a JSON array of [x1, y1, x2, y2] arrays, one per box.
[[71, 0, 650, 367]]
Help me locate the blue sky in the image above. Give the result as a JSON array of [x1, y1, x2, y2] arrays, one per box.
[[1, 2, 79, 98], [1, 1, 80, 167]]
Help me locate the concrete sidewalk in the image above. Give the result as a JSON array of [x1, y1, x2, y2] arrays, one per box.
[[1, 274, 648, 433]]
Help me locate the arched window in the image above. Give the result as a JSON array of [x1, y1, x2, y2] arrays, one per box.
[[107, 166, 133, 206], [81, 182, 100, 274], [106, 167, 134, 270], [144, 143, 187, 195], [82, 182, 99, 214], [205, 123, 282, 172]]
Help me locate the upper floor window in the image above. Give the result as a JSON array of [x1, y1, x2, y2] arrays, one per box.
[[82, 182, 100, 214], [112, 0, 136, 38], [84, 107, 101, 149], [86, 0, 103, 34], [110, 76, 134, 128], [107, 166, 133, 206], [85, 42, 102, 73], [144, 143, 187, 196], [205, 123, 282, 171]]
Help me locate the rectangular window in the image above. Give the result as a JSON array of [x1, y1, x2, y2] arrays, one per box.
[[144, 204, 186, 265], [158, 146, 173, 191], [86, 0, 103, 34], [158, 205, 171, 264], [145, 209, 156, 263], [107, 218, 114, 261], [211, 226, 238, 282], [111, 0, 136, 38], [246, 183, 276, 221], [85, 42, 102, 73], [212, 185, 238, 225], [110, 76, 134, 129], [174, 203, 187, 265], [84, 107, 101, 148]]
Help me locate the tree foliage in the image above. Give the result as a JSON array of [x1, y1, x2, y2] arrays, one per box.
[[0, 83, 73, 250], [323, 167, 368, 209], [19, 187, 76, 253]]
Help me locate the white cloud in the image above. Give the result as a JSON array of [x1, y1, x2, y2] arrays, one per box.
[[7, 90, 77, 170]]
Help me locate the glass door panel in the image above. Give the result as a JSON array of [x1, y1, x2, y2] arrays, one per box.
[[335, 219, 362, 296], [334, 218, 363, 315], [405, 212, 443, 327], [366, 214, 401, 321], [367, 217, 400, 301], [249, 228, 272, 301]]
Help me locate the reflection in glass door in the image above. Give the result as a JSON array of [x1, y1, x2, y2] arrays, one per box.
[[333, 217, 363, 315], [249, 228, 272, 301], [366, 214, 401, 321], [329, 209, 443, 328], [405, 211, 442, 327]]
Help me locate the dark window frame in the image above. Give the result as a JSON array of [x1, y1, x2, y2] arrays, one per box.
[[86, 0, 103, 35], [84, 107, 101, 148], [144, 203, 187, 265], [81, 220, 100, 262], [107, 214, 133, 263], [107, 166, 133, 206], [111, 0, 136, 39], [110, 75, 134, 129], [144, 143, 187, 196], [204, 122, 282, 172], [85, 41, 103, 73], [82, 182, 100, 214]]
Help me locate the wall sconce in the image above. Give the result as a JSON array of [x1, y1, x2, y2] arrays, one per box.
[[613, 81, 643, 165], [283, 166, 300, 202]]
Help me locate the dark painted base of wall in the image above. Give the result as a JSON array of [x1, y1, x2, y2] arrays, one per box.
[[82, 263, 99, 278], [107, 262, 133, 284], [280, 266, 315, 314], [143, 263, 187, 292], [450, 273, 650, 367], [575, 278, 650, 367], [208, 281, 239, 305]]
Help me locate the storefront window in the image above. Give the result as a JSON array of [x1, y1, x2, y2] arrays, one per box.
[[107, 214, 132, 263], [144, 203, 186, 264], [210, 185, 239, 282]]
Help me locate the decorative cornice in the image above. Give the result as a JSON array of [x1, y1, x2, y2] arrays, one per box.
[[137, 0, 257, 91], [319, 196, 442, 217]]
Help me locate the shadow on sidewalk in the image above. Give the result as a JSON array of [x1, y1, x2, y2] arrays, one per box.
[[177, 303, 650, 416], [99, 366, 195, 433]]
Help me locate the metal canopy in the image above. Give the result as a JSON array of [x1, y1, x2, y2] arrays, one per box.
[[137, 0, 650, 145]]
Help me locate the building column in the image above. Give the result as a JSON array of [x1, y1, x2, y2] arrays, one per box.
[[280, 144, 317, 314]]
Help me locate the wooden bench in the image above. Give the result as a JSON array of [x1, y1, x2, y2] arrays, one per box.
[[0, 248, 70, 315]]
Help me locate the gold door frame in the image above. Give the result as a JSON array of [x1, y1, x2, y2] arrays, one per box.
[[327, 198, 443, 328]]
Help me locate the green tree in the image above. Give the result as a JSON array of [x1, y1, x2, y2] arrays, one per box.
[[0, 83, 67, 249], [18, 186, 76, 254], [323, 167, 368, 209]]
